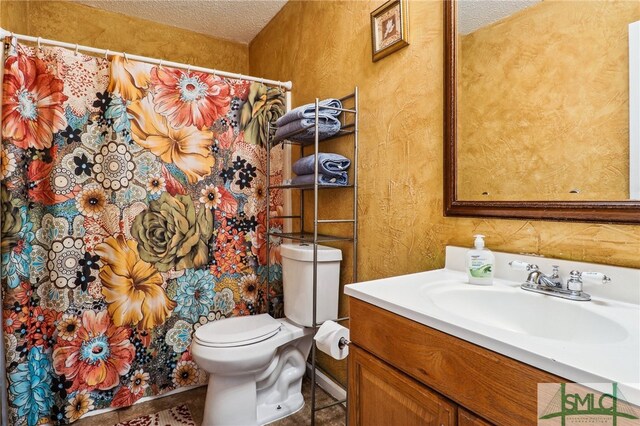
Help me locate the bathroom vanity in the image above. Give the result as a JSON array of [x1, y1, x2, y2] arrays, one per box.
[[345, 247, 640, 425], [348, 298, 558, 425]]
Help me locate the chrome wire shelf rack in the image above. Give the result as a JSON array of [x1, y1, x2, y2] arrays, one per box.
[[266, 88, 359, 426]]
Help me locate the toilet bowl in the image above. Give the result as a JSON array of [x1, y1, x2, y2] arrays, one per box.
[[191, 314, 313, 425], [191, 243, 342, 426]]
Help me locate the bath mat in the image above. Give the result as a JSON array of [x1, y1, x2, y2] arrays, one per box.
[[113, 404, 195, 426]]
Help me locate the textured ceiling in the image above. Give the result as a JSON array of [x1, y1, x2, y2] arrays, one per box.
[[76, 0, 288, 44], [458, 0, 541, 35]]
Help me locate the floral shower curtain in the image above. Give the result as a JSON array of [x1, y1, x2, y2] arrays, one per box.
[[0, 37, 286, 425]]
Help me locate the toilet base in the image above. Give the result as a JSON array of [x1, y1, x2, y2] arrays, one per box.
[[257, 393, 304, 425], [202, 374, 258, 426], [200, 369, 306, 426]]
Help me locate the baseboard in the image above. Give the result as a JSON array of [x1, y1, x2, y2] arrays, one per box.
[[305, 363, 347, 402], [79, 384, 206, 419]]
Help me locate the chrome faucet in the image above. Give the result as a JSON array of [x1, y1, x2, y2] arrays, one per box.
[[509, 261, 561, 287], [509, 261, 610, 301]]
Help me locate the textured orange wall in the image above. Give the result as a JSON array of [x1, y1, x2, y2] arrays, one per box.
[[458, 0, 639, 201], [250, 0, 640, 384], [0, 0, 29, 34], [0, 0, 249, 73]]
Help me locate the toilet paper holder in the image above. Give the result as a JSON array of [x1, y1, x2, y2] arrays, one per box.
[[338, 337, 350, 350]]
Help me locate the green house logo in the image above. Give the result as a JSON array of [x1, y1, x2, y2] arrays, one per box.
[[539, 383, 639, 425]]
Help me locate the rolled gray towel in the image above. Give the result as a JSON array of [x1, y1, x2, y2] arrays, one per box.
[[292, 153, 351, 178], [291, 173, 348, 186], [276, 98, 342, 127], [274, 116, 341, 142]]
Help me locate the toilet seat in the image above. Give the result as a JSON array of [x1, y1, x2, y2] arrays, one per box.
[[194, 314, 282, 348]]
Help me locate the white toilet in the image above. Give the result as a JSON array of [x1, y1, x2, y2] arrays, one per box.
[[191, 243, 342, 426]]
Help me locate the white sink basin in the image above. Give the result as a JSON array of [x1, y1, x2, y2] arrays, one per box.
[[345, 247, 640, 406], [421, 281, 628, 344]]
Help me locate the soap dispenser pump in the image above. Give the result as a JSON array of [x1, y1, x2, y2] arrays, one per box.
[[466, 234, 495, 285]]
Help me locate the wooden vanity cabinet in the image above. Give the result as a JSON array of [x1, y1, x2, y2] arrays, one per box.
[[348, 298, 567, 426], [349, 344, 457, 426]]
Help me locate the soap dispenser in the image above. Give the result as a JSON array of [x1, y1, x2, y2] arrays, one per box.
[[466, 235, 495, 285]]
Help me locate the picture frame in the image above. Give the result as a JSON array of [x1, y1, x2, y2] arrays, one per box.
[[370, 0, 409, 62]]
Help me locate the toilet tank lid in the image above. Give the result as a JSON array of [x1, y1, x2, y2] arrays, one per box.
[[280, 243, 342, 262], [194, 314, 281, 346]]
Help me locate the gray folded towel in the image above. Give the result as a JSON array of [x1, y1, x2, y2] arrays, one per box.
[[274, 116, 341, 142], [276, 99, 342, 127], [292, 153, 351, 178], [291, 173, 348, 186]]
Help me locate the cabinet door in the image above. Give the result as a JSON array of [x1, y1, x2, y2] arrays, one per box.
[[458, 409, 492, 426], [349, 345, 456, 426]]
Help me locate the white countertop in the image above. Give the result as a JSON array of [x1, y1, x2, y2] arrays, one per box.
[[345, 246, 640, 405]]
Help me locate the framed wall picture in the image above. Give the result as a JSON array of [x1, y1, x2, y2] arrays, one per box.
[[371, 0, 409, 62]]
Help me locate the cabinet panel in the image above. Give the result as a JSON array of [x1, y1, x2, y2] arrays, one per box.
[[350, 298, 565, 425], [349, 344, 456, 426], [458, 409, 493, 426]]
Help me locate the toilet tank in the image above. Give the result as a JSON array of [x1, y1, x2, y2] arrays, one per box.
[[281, 243, 342, 327]]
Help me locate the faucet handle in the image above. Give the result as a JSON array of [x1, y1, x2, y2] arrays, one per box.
[[509, 260, 539, 271], [581, 271, 611, 285], [567, 270, 611, 293]]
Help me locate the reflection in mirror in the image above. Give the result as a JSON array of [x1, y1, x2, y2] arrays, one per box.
[[456, 0, 640, 201]]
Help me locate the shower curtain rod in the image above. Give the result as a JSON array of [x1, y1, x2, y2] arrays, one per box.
[[0, 28, 293, 90]]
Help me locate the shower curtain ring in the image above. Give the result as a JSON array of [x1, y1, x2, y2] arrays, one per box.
[[187, 64, 192, 73], [74, 43, 79, 56], [212, 69, 217, 78], [159, 59, 163, 69], [37, 37, 42, 50], [104, 49, 110, 59], [123, 52, 129, 62]]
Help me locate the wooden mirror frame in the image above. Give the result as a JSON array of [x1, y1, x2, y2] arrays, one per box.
[[443, 0, 640, 224]]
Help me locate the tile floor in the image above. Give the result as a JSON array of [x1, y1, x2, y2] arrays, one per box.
[[74, 376, 346, 426]]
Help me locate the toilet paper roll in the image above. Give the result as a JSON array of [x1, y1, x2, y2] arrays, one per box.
[[314, 320, 349, 360]]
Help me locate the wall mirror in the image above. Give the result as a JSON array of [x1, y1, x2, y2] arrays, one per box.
[[444, 0, 640, 223]]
